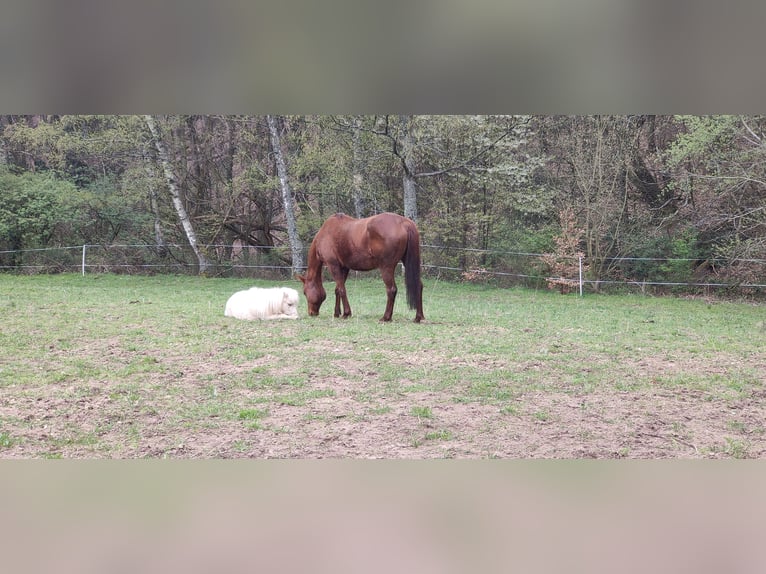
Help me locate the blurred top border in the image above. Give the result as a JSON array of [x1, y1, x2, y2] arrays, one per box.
[[2, 0, 765, 114]]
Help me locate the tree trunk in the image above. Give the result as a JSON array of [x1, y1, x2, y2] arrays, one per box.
[[143, 115, 210, 274], [142, 145, 167, 257], [267, 115, 305, 274], [351, 117, 366, 218], [399, 115, 418, 221]]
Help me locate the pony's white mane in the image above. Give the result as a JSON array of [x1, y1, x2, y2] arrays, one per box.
[[224, 287, 300, 320]]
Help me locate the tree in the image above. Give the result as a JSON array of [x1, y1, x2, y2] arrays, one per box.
[[398, 114, 419, 221], [2, 114, 763, 289], [536, 115, 643, 285], [0, 169, 76, 267], [370, 115, 531, 226], [540, 207, 588, 293], [666, 115, 766, 281], [350, 116, 366, 218], [141, 144, 167, 254], [305, 115, 399, 219], [387, 116, 546, 271], [1, 115, 161, 248], [143, 115, 210, 274], [267, 115, 305, 274]]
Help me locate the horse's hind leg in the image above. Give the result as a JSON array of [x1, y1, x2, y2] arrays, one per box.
[[380, 266, 397, 322], [413, 280, 424, 323], [331, 266, 352, 318]]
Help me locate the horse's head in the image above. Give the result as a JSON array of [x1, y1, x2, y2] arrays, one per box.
[[297, 274, 326, 316]]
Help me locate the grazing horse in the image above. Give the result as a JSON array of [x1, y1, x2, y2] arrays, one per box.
[[297, 212, 425, 322], [224, 287, 300, 320]]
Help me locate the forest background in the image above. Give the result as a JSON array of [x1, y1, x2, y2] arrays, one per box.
[[1, 115, 765, 291]]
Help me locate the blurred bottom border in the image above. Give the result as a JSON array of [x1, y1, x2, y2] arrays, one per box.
[[1, 460, 765, 574]]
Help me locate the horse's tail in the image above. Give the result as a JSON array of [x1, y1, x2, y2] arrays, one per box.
[[403, 222, 422, 311]]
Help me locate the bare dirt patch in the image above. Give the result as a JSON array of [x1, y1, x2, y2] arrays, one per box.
[[3, 344, 763, 458]]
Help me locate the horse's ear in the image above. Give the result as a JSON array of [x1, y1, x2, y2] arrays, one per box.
[[295, 274, 306, 284]]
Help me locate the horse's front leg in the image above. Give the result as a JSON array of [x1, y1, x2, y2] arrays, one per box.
[[331, 266, 351, 318], [379, 266, 397, 322], [333, 288, 342, 317]]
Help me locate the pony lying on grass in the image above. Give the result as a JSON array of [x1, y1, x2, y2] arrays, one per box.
[[224, 287, 300, 320]]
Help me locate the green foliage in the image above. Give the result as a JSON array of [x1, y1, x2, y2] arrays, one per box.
[[0, 167, 153, 271], [0, 169, 76, 253], [418, 116, 553, 258], [495, 224, 556, 254], [2, 115, 765, 289], [62, 176, 153, 244], [665, 115, 766, 269], [290, 116, 354, 217], [659, 231, 702, 282], [618, 230, 702, 284], [666, 115, 739, 168], [4, 115, 142, 186]]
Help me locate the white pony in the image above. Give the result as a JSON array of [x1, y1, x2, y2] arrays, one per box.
[[224, 287, 300, 320]]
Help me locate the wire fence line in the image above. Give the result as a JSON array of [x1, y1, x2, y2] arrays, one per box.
[[2, 243, 766, 294]]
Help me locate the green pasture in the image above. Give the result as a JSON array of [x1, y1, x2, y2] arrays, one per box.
[[0, 273, 764, 458]]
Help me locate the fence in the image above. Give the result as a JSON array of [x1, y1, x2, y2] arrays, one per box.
[[2, 243, 766, 296]]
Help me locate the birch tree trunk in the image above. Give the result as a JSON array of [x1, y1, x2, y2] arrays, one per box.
[[267, 115, 305, 274], [144, 115, 210, 274], [399, 115, 418, 221]]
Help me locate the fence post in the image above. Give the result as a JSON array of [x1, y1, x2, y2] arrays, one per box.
[[82, 244, 87, 276], [579, 255, 583, 296]]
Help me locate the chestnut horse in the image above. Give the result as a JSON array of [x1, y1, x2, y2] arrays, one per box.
[[297, 212, 425, 322]]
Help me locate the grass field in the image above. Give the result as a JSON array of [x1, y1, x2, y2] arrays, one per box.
[[1, 272, 764, 458]]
